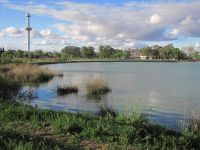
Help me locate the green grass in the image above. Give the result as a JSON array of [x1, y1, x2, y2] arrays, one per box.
[[0, 101, 200, 149], [57, 85, 78, 95]]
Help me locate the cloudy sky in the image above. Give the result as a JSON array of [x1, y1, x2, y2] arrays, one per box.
[[0, 0, 200, 51]]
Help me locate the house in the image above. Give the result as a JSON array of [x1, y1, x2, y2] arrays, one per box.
[[124, 48, 147, 60]]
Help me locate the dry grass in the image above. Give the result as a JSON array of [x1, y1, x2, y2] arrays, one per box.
[[1, 64, 54, 82], [57, 84, 78, 95], [85, 76, 111, 95]]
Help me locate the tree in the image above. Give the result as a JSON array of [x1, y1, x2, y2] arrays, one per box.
[[112, 50, 129, 60], [33, 50, 44, 58], [98, 45, 115, 58], [141, 46, 152, 59], [15, 50, 24, 58], [61, 46, 81, 58], [81, 46, 95, 58], [1, 50, 15, 59]]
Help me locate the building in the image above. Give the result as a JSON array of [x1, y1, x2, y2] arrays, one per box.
[[124, 48, 147, 60]]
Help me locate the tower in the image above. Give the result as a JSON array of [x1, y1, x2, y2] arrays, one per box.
[[25, 12, 32, 55]]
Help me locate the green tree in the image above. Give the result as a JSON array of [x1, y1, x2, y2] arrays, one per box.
[[61, 46, 81, 58], [99, 45, 115, 58], [112, 50, 129, 60], [1, 50, 15, 59], [81, 46, 95, 58], [141, 46, 152, 59], [15, 50, 24, 58], [33, 50, 44, 58]]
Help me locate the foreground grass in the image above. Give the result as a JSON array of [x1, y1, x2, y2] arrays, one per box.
[[0, 64, 54, 82], [0, 102, 200, 149]]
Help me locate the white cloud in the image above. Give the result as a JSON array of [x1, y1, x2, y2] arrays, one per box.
[[1, 0, 200, 50], [149, 14, 162, 25], [2, 27, 24, 37]]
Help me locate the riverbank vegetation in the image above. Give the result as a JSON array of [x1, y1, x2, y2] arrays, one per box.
[[0, 75, 200, 149], [1, 44, 195, 64], [57, 85, 78, 95], [85, 77, 111, 95], [0, 64, 54, 82], [0, 101, 200, 149]]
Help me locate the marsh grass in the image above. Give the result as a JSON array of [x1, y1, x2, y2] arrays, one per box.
[[57, 85, 78, 95], [1, 64, 54, 82], [0, 101, 200, 149], [85, 76, 111, 95], [97, 105, 117, 118]]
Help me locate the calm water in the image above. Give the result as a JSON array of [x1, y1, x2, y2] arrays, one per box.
[[29, 62, 200, 129]]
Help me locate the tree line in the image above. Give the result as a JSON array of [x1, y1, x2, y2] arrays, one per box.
[[0, 44, 193, 61]]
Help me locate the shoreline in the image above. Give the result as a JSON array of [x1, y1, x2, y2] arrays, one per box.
[[33, 59, 179, 65]]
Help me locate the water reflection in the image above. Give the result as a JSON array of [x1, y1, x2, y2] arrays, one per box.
[[28, 62, 200, 129]]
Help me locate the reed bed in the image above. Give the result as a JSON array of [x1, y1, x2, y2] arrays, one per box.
[[85, 76, 111, 95], [1, 64, 54, 82], [57, 85, 78, 95]]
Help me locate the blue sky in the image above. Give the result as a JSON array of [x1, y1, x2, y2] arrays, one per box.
[[0, 0, 200, 51]]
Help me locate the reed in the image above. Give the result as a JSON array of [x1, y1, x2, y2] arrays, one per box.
[[57, 85, 78, 95], [1, 64, 54, 82], [85, 76, 111, 95]]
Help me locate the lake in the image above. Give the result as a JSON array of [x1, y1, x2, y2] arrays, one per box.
[[29, 62, 200, 129]]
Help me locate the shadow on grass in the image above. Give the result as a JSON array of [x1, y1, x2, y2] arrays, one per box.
[[0, 128, 84, 150]]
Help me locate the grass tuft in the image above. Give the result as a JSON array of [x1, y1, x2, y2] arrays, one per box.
[[85, 76, 111, 95], [57, 85, 78, 95]]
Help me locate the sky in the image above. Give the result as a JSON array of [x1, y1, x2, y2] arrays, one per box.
[[0, 0, 200, 52]]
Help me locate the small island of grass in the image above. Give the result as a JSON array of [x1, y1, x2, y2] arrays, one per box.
[[86, 77, 111, 95], [57, 85, 78, 95]]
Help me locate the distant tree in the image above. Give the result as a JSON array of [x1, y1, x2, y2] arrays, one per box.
[[112, 50, 129, 60], [81, 46, 95, 58], [33, 50, 44, 58], [99, 45, 115, 58], [141, 46, 152, 59], [15, 50, 24, 58], [61, 52, 67, 61], [61, 46, 81, 58], [1, 50, 15, 59]]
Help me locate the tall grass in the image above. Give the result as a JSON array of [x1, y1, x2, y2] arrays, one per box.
[[85, 76, 111, 95], [57, 84, 78, 95], [1, 64, 54, 82]]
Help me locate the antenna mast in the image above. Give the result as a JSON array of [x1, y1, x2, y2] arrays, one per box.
[[25, 12, 32, 57]]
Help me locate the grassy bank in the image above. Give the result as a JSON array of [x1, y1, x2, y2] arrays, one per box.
[[0, 101, 200, 149]]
